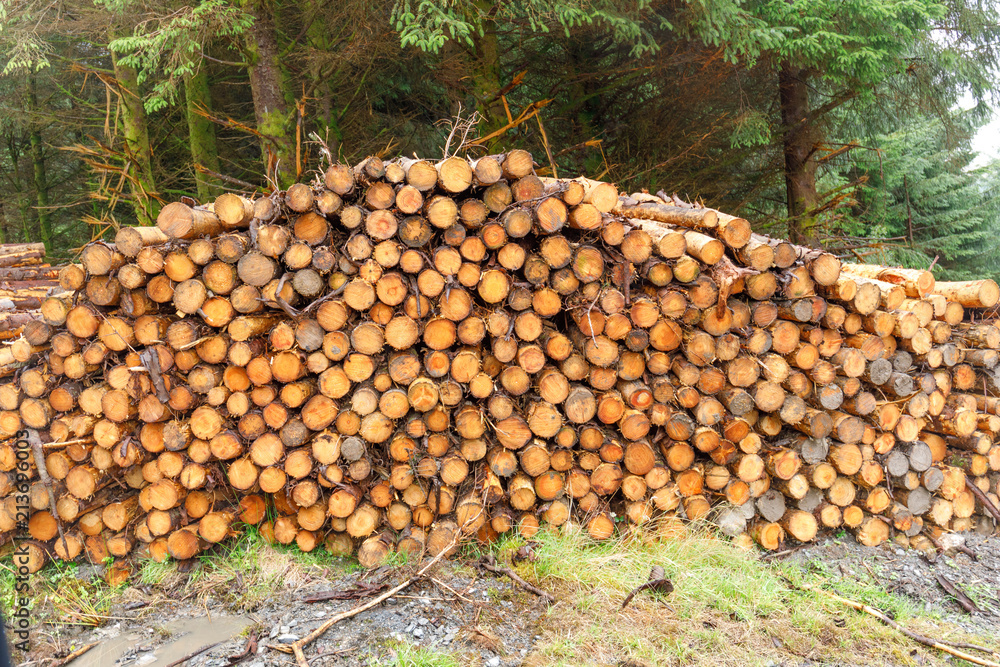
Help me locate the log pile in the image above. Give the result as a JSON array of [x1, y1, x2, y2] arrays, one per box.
[[0, 242, 65, 352], [3, 150, 1000, 575]]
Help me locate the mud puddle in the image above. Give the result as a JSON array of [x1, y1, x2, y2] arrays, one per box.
[[66, 615, 252, 667]]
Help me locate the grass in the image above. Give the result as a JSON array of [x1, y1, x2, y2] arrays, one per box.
[[522, 526, 784, 622], [0, 560, 19, 613], [788, 555, 923, 620], [143, 524, 356, 609], [5, 525, 357, 628], [7, 520, 1000, 667], [368, 640, 462, 667], [489, 521, 999, 667], [1, 560, 125, 627]]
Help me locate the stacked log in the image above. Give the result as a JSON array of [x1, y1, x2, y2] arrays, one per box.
[[2, 151, 1000, 575], [0, 243, 66, 365]]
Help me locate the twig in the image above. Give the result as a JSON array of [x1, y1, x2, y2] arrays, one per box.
[[41, 438, 95, 449], [478, 554, 555, 604], [392, 595, 448, 602], [623, 261, 631, 305], [534, 113, 557, 179], [410, 275, 423, 319], [49, 642, 99, 667], [164, 641, 221, 667], [925, 530, 978, 562], [933, 638, 1000, 657], [227, 632, 258, 665], [709, 255, 759, 318], [788, 580, 1000, 666], [465, 99, 552, 147], [621, 565, 673, 609], [141, 347, 169, 403], [760, 544, 810, 561], [27, 429, 69, 557], [299, 280, 348, 315], [301, 581, 388, 603], [441, 106, 461, 159], [935, 574, 982, 614], [430, 576, 477, 604], [273, 273, 301, 319], [273, 536, 462, 667]]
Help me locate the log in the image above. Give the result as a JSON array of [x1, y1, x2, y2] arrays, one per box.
[[933, 280, 1000, 308], [841, 264, 934, 297], [0, 243, 46, 268], [115, 226, 170, 257], [157, 202, 224, 239], [613, 200, 718, 229]]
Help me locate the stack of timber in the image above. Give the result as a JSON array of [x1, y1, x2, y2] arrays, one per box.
[[3, 150, 1000, 577], [0, 242, 65, 357]]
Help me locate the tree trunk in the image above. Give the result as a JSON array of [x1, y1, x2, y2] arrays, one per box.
[[778, 65, 820, 247], [6, 137, 34, 243], [111, 49, 159, 225], [565, 38, 600, 156], [303, 1, 340, 157], [184, 68, 222, 201], [241, 0, 295, 187], [28, 75, 52, 251], [471, 1, 504, 144]]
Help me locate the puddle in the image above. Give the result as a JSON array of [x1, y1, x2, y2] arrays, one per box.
[[63, 632, 144, 667], [67, 615, 253, 667]]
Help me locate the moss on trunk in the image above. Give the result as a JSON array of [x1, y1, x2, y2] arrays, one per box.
[[111, 49, 159, 226], [242, 0, 296, 188], [28, 75, 51, 250], [471, 0, 505, 148], [184, 68, 222, 201]]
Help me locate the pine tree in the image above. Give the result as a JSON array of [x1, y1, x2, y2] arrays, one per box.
[[673, 0, 1000, 246], [846, 114, 1000, 280], [390, 0, 663, 141]]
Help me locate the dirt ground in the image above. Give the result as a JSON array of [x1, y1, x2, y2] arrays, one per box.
[[13, 530, 1000, 667], [22, 557, 548, 667], [783, 530, 1000, 638]]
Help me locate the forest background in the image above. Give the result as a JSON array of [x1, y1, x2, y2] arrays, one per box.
[[1, 0, 1000, 280]]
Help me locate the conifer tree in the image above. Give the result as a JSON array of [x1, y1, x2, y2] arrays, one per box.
[[846, 114, 1000, 280]]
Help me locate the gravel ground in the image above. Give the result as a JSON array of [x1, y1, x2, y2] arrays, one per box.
[[24, 560, 547, 667], [783, 531, 1000, 636], [17, 531, 1000, 667]]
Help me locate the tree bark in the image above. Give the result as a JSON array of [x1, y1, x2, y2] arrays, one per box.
[[28, 74, 52, 251], [241, 0, 296, 187], [111, 48, 159, 225], [471, 1, 505, 145], [6, 137, 34, 243], [0, 201, 8, 243], [184, 68, 222, 201], [779, 65, 820, 247]]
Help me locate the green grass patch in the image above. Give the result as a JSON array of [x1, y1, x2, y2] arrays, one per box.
[[140, 524, 356, 609], [9, 524, 358, 626], [782, 556, 922, 621], [521, 525, 787, 621], [495, 523, 996, 667], [0, 559, 18, 613], [25, 561, 124, 626], [368, 640, 462, 667]]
